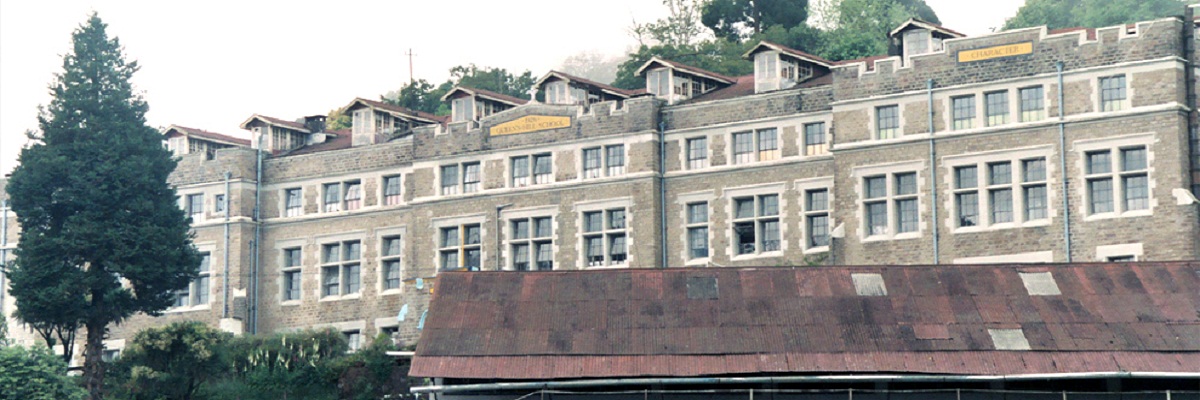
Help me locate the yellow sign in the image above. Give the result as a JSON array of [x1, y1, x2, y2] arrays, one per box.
[[957, 42, 1034, 63], [490, 115, 571, 136]]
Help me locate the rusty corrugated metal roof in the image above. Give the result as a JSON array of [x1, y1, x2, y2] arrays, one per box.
[[412, 262, 1200, 379]]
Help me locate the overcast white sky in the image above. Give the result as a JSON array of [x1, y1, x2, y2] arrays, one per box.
[[0, 0, 1024, 175]]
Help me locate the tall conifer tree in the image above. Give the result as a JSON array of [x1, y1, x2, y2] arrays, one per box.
[[6, 14, 200, 399]]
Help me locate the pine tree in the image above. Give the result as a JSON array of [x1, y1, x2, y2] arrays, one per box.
[[5, 13, 201, 400]]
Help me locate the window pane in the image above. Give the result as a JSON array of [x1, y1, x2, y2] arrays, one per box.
[[441, 227, 459, 247], [606, 145, 625, 167], [464, 225, 481, 245], [897, 199, 919, 233], [344, 265, 360, 293], [323, 244, 340, 263], [533, 154, 553, 175], [985, 91, 1008, 126], [512, 157, 529, 178], [584, 148, 601, 169], [734, 198, 755, 219], [805, 123, 826, 145], [323, 266, 339, 296], [760, 220, 780, 251], [440, 251, 458, 270], [344, 241, 360, 261], [808, 189, 828, 211], [441, 165, 458, 187], [512, 219, 530, 240], [609, 234, 627, 262], [464, 249, 481, 270], [513, 244, 530, 270], [1025, 185, 1047, 220], [584, 212, 602, 232], [586, 236, 604, 259], [688, 227, 708, 259], [1121, 147, 1146, 171], [384, 260, 401, 290], [989, 162, 1011, 185], [195, 276, 209, 304], [760, 195, 779, 216], [285, 271, 301, 300], [1023, 158, 1046, 182], [285, 248, 301, 267], [1087, 151, 1111, 174], [384, 176, 402, 196], [991, 189, 1013, 223], [866, 202, 888, 236], [535, 243, 554, 270], [952, 96, 975, 130], [1089, 178, 1114, 213], [1123, 174, 1149, 211], [895, 173, 917, 195], [687, 203, 708, 224], [734, 222, 756, 254], [463, 163, 480, 184], [533, 217, 553, 238], [733, 132, 753, 163], [687, 138, 707, 162], [865, 176, 887, 199], [808, 215, 829, 247], [383, 237, 401, 257], [608, 209, 626, 230], [198, 253, 210, 273], [958, 192, 979, 227], [757, 129, 778, 151], [956, 166, 978, 189], [876, 105, 898, 138]]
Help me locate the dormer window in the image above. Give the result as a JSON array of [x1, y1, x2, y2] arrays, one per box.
[[903, 29, 931, 60], [452, 97, 473, 122], [647, 69, 671, 97], [744, 42, 830, 94], [352, 109, 370, 135], [545, 81, 568, 104]]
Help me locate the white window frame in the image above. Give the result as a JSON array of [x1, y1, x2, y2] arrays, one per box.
[[581, 144, 625, 179], [507, 215, 555, 271], [796, 177, 834, 253], [731, 128, 780, 164], [378, 227, 406, 295], [803, 122, 828, 156], [382, 174, 403, 206], [1095, 243, 1143, 262], [685, 136, 709, 170], [1075, 134, 1155, 221], [951, 94, 976, 130], [172, 251, 212, 309], [185, 193, 205, 223], [1018, 85, 1046, 122], [943, 146, 1055, 233], [322, 180, 362, 213], [723, 183, 787, 259], [576, 198, 633, 269], [1099, 74, 1129, 112], [282, 187, 303, 217], [511, 153, 554, 188], [854, 161, 923, 241], [438, 223, 483, 272], [318, 239, 362, 301], [676, 191, 716, 266], [685, 202, 710, 261], [440, 162, 481, 195], [875, 105, 900, 140], [281, 246, 303, 303]]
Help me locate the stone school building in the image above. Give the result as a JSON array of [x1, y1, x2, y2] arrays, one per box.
[[2, 12, 1199, 363]]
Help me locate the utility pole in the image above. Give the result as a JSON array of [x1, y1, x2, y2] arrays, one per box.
[[405, 48, 416, 83]]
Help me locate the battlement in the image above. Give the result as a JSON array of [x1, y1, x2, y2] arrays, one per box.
[[833, 17, 1185, 101]]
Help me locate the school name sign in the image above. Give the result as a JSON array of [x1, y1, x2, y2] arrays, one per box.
[[490, 115, 571, 136], [957, 42, 1034, 63]]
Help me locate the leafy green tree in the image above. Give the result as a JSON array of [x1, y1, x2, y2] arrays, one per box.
[[817, 0, 940, 61], [1003, 0, 1188, 31], [5, 14, 201, 399], [107, 321, 231, 400], [701, 0, 809, 41], [383, 66, 534, 116], [325, 108, 351, 131], [383, 79, 444, 115], [632, 0, 707, 47], [0, 345, 87, 400]]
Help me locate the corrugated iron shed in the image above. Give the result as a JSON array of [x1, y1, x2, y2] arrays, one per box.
[[411, 262, 1200, 379]]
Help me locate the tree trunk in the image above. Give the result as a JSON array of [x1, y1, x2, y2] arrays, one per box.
[[83, 320, 107, 400]]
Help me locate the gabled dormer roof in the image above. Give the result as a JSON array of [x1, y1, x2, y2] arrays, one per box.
[[741, 41, 834, 68], [889, 18, 966, 39], [342, 97, 446, 125], [238, 114, 313, 133], [532, 71, 635, 99], [633, 57, 736, 84], [439, 86, 529, 107], [163, 125, 252, 147]]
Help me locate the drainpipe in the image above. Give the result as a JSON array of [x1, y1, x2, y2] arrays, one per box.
[[658, 114, 668, 269], [222, 172, 231, 319], [1057, 61, 1072, 262], [927, 79, 939, 264], [252, 135, 263, 334]]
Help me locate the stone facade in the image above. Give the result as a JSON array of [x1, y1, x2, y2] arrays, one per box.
[[2, 14, 1199, 358]]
